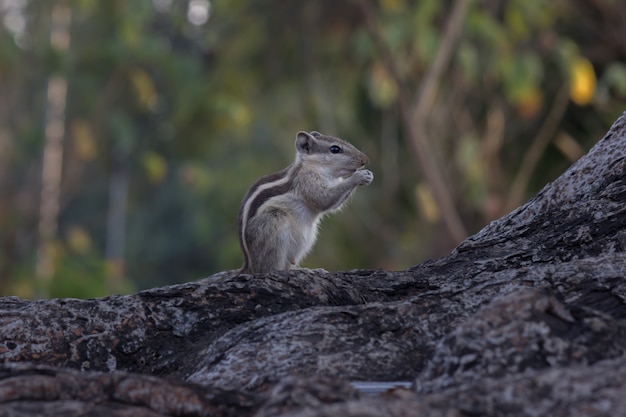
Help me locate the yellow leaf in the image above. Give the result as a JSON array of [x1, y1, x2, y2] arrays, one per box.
[[368, 63, 398, 108], [415, 182, 440, 223], [515, 87, 543, 119], [231, 103, 251, 129], [142, 151, 167, 183], [71, 119, 97, 160], [130, 68, 157, 110], [66, 226, 92, 254], [569, 57, 596, 105]]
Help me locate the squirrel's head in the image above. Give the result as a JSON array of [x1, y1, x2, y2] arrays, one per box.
[[295, 131, 369, 178]]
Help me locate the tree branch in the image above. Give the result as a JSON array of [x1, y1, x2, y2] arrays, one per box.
[[356, 0, 470, 244], [505, 83, 570, 213]]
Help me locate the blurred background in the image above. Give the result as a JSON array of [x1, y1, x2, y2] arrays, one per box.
[[0, 0, 625, 298]]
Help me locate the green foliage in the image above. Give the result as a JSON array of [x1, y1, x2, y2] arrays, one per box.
[[0, 0, 624, 298]]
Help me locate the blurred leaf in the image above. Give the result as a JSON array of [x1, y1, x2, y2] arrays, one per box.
[[122, 25, 140, 49], [66, 225, 92, 254], [414, 0, 440, 28], [415, 182, 439, 223], [502, 52, 543, 108], [569, 56, 596, 105], [413, 24, 438, 65], [456, 134, 487, 205], [457, 41, 479, 83], [368, 62, 398, 108], [74, 0, 98, 14], [352, 30, 376, 64], [142, 151, 167, 183], [70, 119, 97, 160], [230, 102, 251, 130], [130, 68, 157, 111], [51, 252, 110, 299], [178, 162, 214, 191], [602, 62, 626, 96], [515, 87, 543, 118], [505, 4, 530, 41], [467, 8, 508, 50], [109, 112, 136, 154], [380, 0, 406, 13]]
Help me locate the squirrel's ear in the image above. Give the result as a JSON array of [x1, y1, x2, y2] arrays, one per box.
[[296, 131, 314, 154], [310, 131, 322, 137]]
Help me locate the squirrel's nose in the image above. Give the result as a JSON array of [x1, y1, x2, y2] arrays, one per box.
[[361, 155, 369, 166]]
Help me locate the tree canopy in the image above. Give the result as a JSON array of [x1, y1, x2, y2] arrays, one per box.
[[0, 0, 625, 298]]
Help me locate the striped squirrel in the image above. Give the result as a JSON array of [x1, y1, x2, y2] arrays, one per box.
[[238, 131, 373, 274]]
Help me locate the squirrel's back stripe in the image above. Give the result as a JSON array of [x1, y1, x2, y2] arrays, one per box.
[[238, 164, 299, 270], [240, 166, 291, 223]]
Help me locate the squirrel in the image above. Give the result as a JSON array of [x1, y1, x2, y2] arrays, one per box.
[[238, 131, 373, 274]]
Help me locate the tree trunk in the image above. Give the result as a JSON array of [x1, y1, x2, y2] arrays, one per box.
[[36, 3, 72, 296], [2, 112, 626, 416]]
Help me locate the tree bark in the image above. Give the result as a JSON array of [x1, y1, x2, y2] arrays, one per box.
[[2, 112, 626, 416]]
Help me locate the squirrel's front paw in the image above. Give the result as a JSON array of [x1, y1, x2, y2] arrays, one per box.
[[356, 169, 374, 186]]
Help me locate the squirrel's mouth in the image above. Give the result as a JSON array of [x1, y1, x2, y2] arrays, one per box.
[[340, 166, 363, 178]]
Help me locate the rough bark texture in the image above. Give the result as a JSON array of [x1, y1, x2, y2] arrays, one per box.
[[1, 112, 626, 416]]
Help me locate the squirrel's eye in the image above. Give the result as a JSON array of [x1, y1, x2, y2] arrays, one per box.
[[329, 145, 342, 154]]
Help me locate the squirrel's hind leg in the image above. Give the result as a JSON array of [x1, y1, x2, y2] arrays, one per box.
[[246, 207, 294, 273]]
